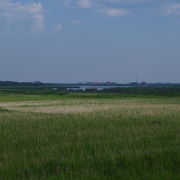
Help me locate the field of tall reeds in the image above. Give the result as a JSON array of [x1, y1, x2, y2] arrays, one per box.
[[0, 96, 179, 179]]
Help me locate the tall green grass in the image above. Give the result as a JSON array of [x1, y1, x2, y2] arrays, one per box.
[[0, 97, 180, 179]]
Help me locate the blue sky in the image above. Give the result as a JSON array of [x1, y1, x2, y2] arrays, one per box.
[[0, 0, 180, 83]]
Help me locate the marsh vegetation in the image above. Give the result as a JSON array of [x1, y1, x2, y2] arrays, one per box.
[[0, 90, 180, 179]]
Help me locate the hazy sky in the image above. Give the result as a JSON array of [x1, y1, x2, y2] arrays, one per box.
[[0, 0, 180, 83]]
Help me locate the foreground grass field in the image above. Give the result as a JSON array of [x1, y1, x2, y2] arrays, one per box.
[[0, 95, 180, 179]]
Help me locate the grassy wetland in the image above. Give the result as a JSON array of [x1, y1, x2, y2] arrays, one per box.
[[0, 88, 180, 179]]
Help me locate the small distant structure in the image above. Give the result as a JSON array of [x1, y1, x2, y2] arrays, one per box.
[[129, 82, 139, 86], [140, 82, 147, 86]]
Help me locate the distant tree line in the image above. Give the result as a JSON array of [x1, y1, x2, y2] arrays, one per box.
[[0, 81, 45, 87]]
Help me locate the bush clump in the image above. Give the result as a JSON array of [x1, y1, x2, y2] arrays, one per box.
[[0, 107, 9, 112]]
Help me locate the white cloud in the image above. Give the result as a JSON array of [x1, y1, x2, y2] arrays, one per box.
[[77, 0, 94, 8], [99, 7, 130, 17], [63, 0, 132, 17], [56, 23, 62, 31], [162, 3, 180, 16], [106, 0, 152, 3], [0, 0, 44, 31]]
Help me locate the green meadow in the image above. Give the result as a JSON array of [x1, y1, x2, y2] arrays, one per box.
[[0, 90, 180, 179]]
